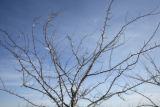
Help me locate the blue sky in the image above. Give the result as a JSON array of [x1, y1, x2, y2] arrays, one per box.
[[0, 0, 160, 107]]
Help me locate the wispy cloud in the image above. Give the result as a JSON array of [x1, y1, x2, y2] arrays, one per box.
[[0, 72, 21, 80]]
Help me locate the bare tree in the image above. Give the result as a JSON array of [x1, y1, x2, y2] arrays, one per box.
[[128, 53, 160, 107], [131, 90, 159, 107], [0, 0, 160, 107]]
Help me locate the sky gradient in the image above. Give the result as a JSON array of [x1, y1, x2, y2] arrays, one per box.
[[0, 0, 160, 107]]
